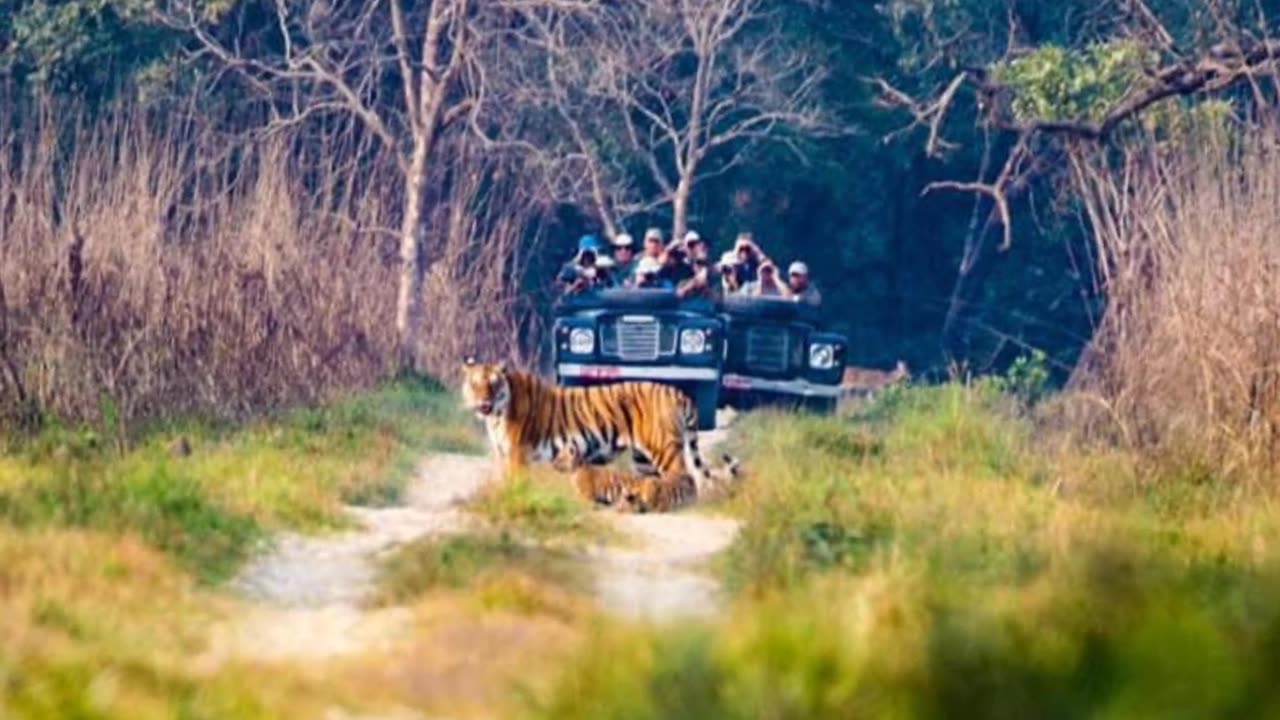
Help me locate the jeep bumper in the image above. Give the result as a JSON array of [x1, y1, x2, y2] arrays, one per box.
[[556, 363, 720, 382], [721, 373, 843, 398]]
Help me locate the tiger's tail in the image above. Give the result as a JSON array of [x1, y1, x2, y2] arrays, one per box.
[[716, 453, 741, 481]]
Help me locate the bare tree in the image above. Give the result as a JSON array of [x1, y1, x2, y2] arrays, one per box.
[[871, 0, 1280, 361], [874, 2, 1280, 254], [500, 0, 838, 239], [162, 0, 481, 370]]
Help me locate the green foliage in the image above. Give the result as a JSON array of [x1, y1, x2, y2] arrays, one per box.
[[375, 531, 583, 606], [1142, 97, 1235, 146], [537, 560, 1280, 718], [995, 41, 1151, 123], [724, 385, 1034, 592], [0, 377, 481, 582], [534, 383, 1280, 717], [1, 0, 176, 98], [994, 348, 1052, 406], [469, 472, 601, 542], [0, 460, 262, 584]]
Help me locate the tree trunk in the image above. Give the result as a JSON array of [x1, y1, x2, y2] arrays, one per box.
[[672, 175, 692, 241], [395, 137, 430, 372]]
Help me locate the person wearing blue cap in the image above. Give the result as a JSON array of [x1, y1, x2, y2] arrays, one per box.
[[557, 234, 615, 295]]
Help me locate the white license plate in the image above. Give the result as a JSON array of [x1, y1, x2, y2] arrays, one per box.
[[582, 366, 623, 379]]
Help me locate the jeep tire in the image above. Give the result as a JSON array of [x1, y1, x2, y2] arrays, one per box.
[[693, 382, 720, 430], [804, 396, 838, 415]]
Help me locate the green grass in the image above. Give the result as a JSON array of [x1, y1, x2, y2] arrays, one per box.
[[0, 375, 485, 718], [0, 529, 377, 720], [469, 470, 605, 543], [0, 465, 261, 584], [375, 531, 585, 608], [0, 375, 481, 583], [531, 382, 1280, 718]]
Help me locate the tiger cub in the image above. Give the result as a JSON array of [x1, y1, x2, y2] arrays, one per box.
[[552, 445, 740, 513], [624, 473, 699, 514]]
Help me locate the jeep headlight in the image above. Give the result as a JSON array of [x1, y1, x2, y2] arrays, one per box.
[[568, 328, 595, 354], [679, 328, 708, 355], [809, 343, 835, 370]]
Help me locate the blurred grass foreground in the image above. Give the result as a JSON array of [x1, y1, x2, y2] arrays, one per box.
[[5, 375, 1280, 717], [533, 382, 1280, 719]]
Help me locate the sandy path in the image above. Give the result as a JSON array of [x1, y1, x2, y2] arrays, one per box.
[[212, 419, 741, 663], [583, 423, 741, 620], [234, 453, 489, 608], [586, 512, 740, 620], [208, 453, 490, 663]]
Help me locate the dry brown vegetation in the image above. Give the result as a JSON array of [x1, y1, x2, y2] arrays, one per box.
[[0, 102, 541, 435], [1065, 119, 1280, 478]]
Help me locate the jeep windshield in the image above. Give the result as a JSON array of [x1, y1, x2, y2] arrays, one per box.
[[717, 294, 822, 324]]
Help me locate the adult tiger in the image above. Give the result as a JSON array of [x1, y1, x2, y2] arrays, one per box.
[[460, 357, 715, 489]]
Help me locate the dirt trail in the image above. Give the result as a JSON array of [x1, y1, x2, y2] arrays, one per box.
[[583, 425, 740, 620], [209, 453, 489, 663], [212, 422, 740, 663], [585, 512, 739, 620]]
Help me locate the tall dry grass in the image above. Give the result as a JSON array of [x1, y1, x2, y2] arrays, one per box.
[[0, 103, 542, 436], [1067, 120, 1280, 477]]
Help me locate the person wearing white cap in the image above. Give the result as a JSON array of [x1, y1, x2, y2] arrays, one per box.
[[674, 229, 719, 300], [718, 250, 744, 294], [683, 229, 711, 262], [642, 228, 665, 261], [787, 261, 822, 306], [611, 232, 637, 287]]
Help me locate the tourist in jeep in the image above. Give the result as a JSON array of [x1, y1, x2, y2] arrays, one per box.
[[611, 232, 637, 287], [659, 241, 696, 288], [787, 261, 822, 306], [684, 230, 710, 262], [642, 227, 665, 261], [557, 234, 614, 295], [633, 256, 671, 289], [672, 230, 716, 300], [733, 232, 769, 286], [743, 260, 790, 298], [718, 251, 744, 294]]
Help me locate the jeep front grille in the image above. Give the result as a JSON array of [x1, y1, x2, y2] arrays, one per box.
[[615, 320, 660, 361], [745, 325, 789, 373]]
